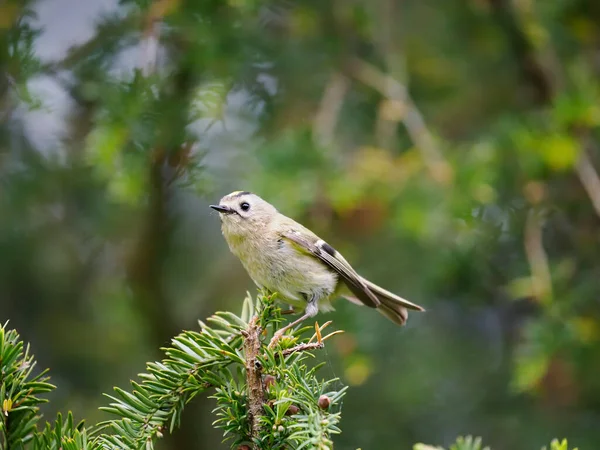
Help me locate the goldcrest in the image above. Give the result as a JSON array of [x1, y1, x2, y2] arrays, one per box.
[[210, 191, 424, 338]]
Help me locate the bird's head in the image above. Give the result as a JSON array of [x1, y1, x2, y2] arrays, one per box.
[[210, 191, 278, 238]]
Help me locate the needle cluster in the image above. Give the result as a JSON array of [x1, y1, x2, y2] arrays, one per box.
[[0, 293, 346, 450]]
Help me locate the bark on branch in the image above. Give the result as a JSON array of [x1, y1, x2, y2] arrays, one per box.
[[242, 316, 265, 447]]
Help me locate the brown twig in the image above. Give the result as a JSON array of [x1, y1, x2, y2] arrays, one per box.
[[242, 316, 265, 446], [280, 342, 325, 357], [272, 321, 342, 357]]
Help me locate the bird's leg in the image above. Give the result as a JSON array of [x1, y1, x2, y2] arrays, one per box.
[[268, 296, 318, 349], [268, 312, 312, 349]]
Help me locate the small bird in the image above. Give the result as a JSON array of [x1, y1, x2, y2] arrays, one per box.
[[210, 191, 425, 344]]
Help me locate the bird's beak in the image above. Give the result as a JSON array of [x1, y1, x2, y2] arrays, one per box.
[[210, 204, 235, 214]]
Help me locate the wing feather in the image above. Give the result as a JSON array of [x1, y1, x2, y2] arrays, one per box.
[[281, 231, 380, 308]]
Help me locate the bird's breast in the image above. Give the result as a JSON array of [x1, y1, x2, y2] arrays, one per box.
[[227, 233, 337, 304]]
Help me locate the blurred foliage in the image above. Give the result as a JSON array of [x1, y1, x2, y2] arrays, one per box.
[[414, 435, 491, 450], [1, 0, 600, 448], [414, 436, 578, 450]]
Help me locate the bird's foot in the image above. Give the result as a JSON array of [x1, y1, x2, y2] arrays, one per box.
[[268, 328, 288, 349], [267, 311, 312, 349]]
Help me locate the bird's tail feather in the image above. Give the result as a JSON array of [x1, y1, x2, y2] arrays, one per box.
[[359, 277, 425, 311], [376, 299, 409, 325], [341, 278, 425, 326], [341, 294, 409, 325]]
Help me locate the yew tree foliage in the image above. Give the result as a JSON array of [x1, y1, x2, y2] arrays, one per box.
[[0, 294, 346, 450], [0, 294, 579, 450]]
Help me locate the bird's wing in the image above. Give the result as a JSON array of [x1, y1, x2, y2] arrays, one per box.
[[280, 230, 380, 308]]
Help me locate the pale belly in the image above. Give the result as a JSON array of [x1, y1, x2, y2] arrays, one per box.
[[235, 239, 339, 312]]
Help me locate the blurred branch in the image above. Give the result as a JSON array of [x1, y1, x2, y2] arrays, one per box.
[[312, 71, 350, 148], [375, 98, 399, 150], [42, 0, 172, 76], [373, 0, 404, 150], [139, 0, 177, 75], [127, 0, 177, 345], [488, 0, 558, 104], [524, 209, 552, 303], [140, 21, 160, 76], [125, 3, 204, 449], [575, 146, 600, 219], [348, 58, 452, 185], [42, 13, 139, 74]]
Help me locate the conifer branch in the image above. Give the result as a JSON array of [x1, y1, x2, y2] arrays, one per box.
[[241, 316, 265, 446], [281, 342, 324, 357], [0, 323, 55, 449], [0, 294, 347, 449]]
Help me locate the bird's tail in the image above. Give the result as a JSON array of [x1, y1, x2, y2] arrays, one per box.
[[349, 278, 425, 326]]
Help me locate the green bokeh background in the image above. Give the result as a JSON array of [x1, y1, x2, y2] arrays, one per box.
[[2, 0, 600, 448]]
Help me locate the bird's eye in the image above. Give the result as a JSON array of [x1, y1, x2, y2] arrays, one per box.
[[240, 202, 250, 211]]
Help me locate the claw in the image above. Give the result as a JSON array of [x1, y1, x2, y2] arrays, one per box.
[[268, 330, 284, 349], [267, 311, 312, 349]]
